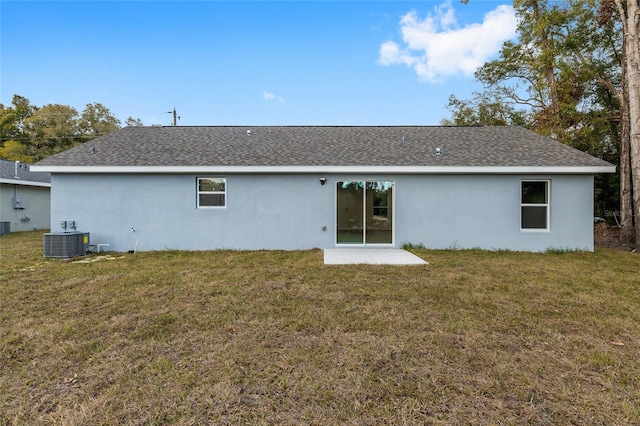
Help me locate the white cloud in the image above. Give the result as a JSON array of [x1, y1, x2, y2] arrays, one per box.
[[263, 91, 285, 103], [379, 1, 517, 82]]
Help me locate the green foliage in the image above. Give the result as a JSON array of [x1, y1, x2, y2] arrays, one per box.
[[544, 247, 584, 254], [0, 95, 35, 140], [443, 0, 624, 214], [442, 92, 531, 127], [79, 102, 121, 138], [0, 94, 141, 162], [125, 116, 144, 127], [445, 0, 622, 149], [23, 104, 80, 160], [0, 140, 34, 163], [401, 242, 426, 250]]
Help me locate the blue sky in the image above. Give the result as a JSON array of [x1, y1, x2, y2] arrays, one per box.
[[1, 1, 516, 126]]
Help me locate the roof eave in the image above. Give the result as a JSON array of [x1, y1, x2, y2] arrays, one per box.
[[30, 165, 616, 174], [0, 178, 52, 187]]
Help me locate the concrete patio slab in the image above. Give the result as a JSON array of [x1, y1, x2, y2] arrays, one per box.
[[323, 248, 428, 265]]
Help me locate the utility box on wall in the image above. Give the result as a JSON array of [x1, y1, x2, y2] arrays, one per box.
[[13, 197, 27, 209], [43, 232, 90, 258]]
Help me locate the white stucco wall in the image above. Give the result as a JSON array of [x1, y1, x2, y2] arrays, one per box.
[[50, 174, 333, 252], [49, 173, 595, 252], [394, 174, 594, 251]]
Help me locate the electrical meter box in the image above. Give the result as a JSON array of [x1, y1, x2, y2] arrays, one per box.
[[13, 197, 27, 209]]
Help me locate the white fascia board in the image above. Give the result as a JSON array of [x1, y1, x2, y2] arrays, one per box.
[[0, 178, 51, 187], [30, 165, 616, 174]]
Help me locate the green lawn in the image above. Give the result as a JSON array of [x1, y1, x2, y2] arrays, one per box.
[[1, 231, 639, 425]]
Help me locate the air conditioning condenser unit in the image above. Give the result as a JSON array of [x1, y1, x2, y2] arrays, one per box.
[[43, 232, 90, 258]]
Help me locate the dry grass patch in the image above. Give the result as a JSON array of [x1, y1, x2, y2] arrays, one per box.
[[1, 231, 639, 424]]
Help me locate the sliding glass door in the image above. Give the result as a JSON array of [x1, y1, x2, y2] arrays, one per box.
[[336, 180, 393, 245], [366, 181, 393, 243]]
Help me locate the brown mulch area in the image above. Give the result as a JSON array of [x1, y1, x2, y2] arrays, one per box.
[[594, 223, 637, 252]]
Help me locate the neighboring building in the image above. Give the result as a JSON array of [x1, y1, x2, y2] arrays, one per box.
[[32, 126, 615, 252], [0, 159, 51, 233]]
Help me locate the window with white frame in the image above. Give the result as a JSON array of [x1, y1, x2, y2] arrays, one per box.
[[521, 180, 549, 230], [198, 177, 226, 208]]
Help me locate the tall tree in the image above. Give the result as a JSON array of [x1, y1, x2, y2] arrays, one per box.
[[0, 95, 124, 162], [0, 95, 35, 141], [450, 0, 633, 242], [0, 95, 37, 161], [442, 91, 530, 127], [613, 0, 640, 249], [22, 104, 80, 161], [79, 103, 121, 140], [584, 0, 634, 241], [593, 0, 640, 246], [472, 0, 610, 148]]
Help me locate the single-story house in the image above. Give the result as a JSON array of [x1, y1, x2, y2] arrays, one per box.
[[32, 126, 615, 252], [0, 158, 51, 234]]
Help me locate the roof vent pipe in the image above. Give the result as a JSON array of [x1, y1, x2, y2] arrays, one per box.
[[435, 147, 442, 156], [14, 161, 20, 179]]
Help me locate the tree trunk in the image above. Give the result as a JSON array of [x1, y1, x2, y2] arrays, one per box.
[[625, 0, 640, 250], [618, 39, 634, 243], [619, 83, 634, 244], [592, 51, 632, 242], [531, 0, 561, 121], [615, 0, 640, 249]]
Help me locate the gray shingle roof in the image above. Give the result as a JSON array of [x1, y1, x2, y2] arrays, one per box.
[[34, 126, 614, 169], [0, 159, 51, 184]]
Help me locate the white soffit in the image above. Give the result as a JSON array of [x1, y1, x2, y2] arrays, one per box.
[[0, 178, 51, 187]]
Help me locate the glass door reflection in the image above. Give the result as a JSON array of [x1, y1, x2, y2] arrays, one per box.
[[336, 180, 393, 245]]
